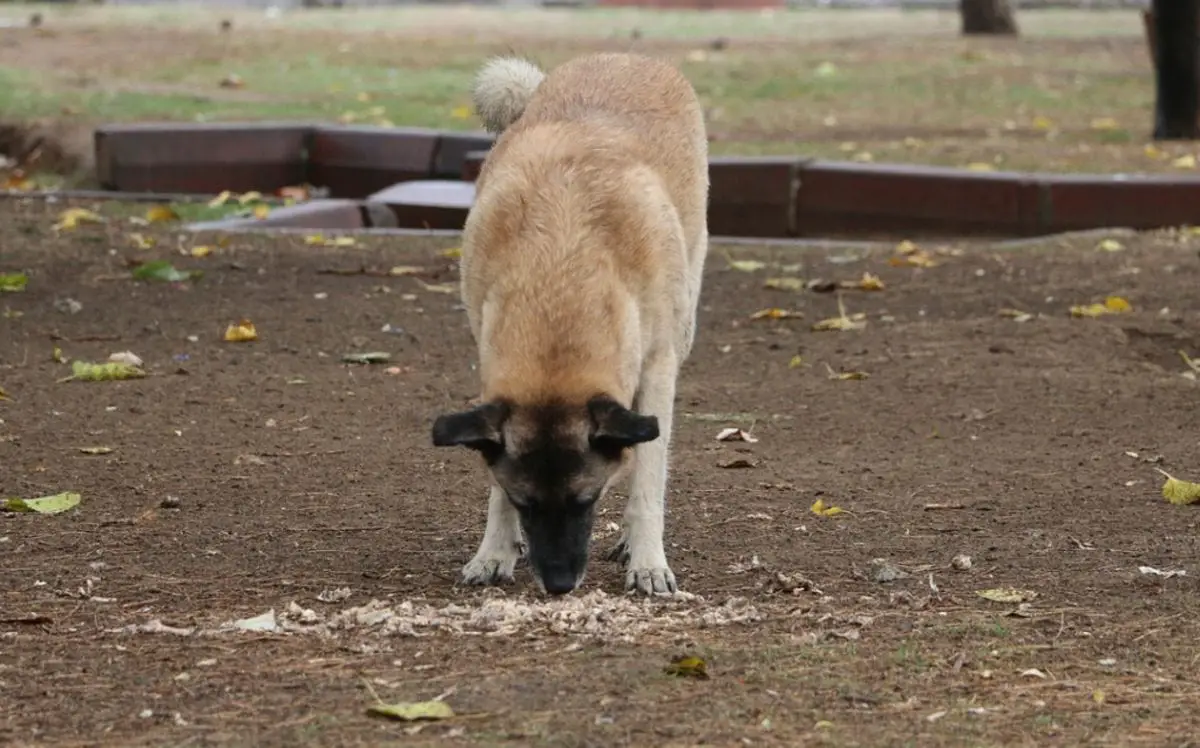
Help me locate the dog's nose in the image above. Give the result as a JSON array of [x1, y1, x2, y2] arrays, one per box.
[[541, 566, 577, 596]]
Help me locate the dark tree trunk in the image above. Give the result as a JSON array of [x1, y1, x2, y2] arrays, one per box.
[[960, 0, 1019, 37], [1151, 0, 1200, 140]]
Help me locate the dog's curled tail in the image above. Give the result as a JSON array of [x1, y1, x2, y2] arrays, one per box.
[[472, 57, 545, 135]]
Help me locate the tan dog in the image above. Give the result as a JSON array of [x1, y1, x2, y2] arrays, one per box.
[[431, 52, 709, 596]]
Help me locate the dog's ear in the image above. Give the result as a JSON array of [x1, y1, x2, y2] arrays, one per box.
[[432, 401, 510, 453], [588, 395, 659, 450]]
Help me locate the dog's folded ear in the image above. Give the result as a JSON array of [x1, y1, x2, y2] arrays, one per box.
[[588, 395, 660, 450], [431, 401, 510, 453]]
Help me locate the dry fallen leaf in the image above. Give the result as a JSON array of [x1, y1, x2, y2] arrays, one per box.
[[1090, 117, 1119, 131], [190, 245, 214, 258], [810, 498, 844, 517], [812, 296, 866, 332], [416, 280, 457, 295], [763, 277, 805, 292], [750, 308, 804, 320], [965, 162, 995, 172], [824, 364, 868, 381], [60, 360, 145, 383], [997, 308, 1034, 323], [367, 699, 455, 722], [208, 191, 233, 208], [219, 73, 245, 89], [53, 207, 104, 232], [788, 354, 804, 369], [252, 204, 271, 220], [127, 232, 155, 249], [388, 266, 423, 277], [145, 205, 180, 224], [716, 427, 758, 443], [1156, 469, 1200, 506], [450, 105, 472, 120], [1095, 238, 1124, 252], [854, 272, 885, 291], [663, 655, 709, 680], [223, 320, 258, 343], [1070, 296, 1132, 318], [728, 259, 767, 273], [1171, 154, 1197, 170], [440, 247, 463, 260], [975, 588, 1038, 604]]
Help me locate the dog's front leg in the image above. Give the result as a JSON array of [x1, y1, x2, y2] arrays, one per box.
[[618, 351, 679, 595], [461, 484, 525, 586]]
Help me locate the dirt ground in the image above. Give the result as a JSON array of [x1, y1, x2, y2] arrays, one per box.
[[2, 196, 1199, 747]]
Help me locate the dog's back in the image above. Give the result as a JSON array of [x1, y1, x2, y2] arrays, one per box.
[[463, 53, 710, 403]]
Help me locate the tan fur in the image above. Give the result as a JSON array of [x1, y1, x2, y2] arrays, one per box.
[[454, 52, 709, 595]]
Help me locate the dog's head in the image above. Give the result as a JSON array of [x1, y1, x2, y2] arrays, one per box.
[[432, 394, 659, 595]]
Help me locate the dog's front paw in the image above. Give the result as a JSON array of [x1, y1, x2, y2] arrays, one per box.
[[461, 550, 520, 587], [625, 564, 678, 596]]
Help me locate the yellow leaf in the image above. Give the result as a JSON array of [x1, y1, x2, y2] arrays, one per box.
[[975, 588, 1038, 603], [856, 272, 884, 291], [811, 314, 865, 332], [663, 655, 709, 679], [965, 162, 995, 172], [52, 346, 67, 364], [815, 720, 834, 730], [997, 308, 1034, 323], [1156, 469, 1200, 506], [1090, 117, 1119, 131], [1171, 154, 1197, 170], [389, 265, 423, 276], [252, 204, 271, 220], [208, 191, 233, 207], [1104, 295, 1131, 312], [895, 240, 919, 255], [2, 171, 33, 191], [1095, 238, 1124, 252], [788, 354, 804, 369], [810, 499, 844, 517], [1093, 689, 1105, 705], [367, 699, 455, 721], [416, 280, 457, 295], [356, 91, 372, 103], [440, 247, 463, 259], [190, 245, 214, 258], [79, 446, 113, 455], [1032, 115, 1055, 131], [305, 234, 356, 248], [825, 364, 868, 380], [61, 360, 145, 382], [764, 277, 805, 291], [1070, 296, 1131, 318], [0, 384, 9, 400], [223, 320, 258, 343], [1143, 144, 1165, 159], [239, 191, 264, 205], [852, 151, 874, 163], [750, 308, 804, 320], [53, 208, 104, 232], [128, 232, 155, 249], [145, 205, 180, 223], [451, 105, 472, 120], [728, 259, 767, 273]]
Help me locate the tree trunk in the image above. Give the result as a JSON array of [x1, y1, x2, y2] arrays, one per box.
[[960, 0, 1019, 37], [1151, 0, 1200, 140]]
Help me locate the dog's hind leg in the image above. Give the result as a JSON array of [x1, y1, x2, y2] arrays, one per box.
[[461, 483, 525, 586], [614, 349, 680, 595]]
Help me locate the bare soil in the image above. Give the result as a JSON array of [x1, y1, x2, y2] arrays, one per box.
[[2, 197, 1199, 747]]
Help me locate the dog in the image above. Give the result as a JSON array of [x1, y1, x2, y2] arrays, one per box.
[[431, 52, 709, 597]]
